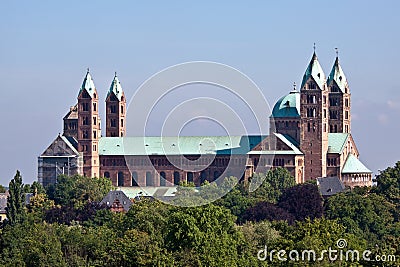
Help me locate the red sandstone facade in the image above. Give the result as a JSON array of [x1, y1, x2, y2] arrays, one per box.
[[38, 51, 373, 188]]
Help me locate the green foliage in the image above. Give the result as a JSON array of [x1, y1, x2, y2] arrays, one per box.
[[166, 204, 250, 266], [0, 222, 66, 266], [23, 181, 46, 195], [325, 189, 396, 242], [0, 184, 6, 193], [6, 170, 26, 225], [46, 174, 112, 207], [1, 162, 400, 266], [374, 161, 400, 204], [278, 183, 323, 221], [249, 167, 296, 203]]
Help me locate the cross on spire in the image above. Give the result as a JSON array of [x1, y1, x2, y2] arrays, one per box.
[[293, 82, 296, 91], [313, 43, 316, 53], [87, 67, 90, 74], [335, 47, 339, 57]]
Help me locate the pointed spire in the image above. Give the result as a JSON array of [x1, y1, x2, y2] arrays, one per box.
[[327, 48, 348, 93], [107, 72, 124, 101], [291, 82, 297, 92], [79, 68, 96, 97], [300, 47, 326, 90]]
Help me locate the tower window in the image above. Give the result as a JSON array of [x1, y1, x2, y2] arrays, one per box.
[[82, 102, 89, 111], [111, 119, 116, 127], [345, 111, 349, 120], [307, 123, 311, 132], [121, 119, 124, 127], [83, 130, 89, 139], [83, 117, 89, 125], [110, 105, 117, 113], [93, 131, 97, 139], [93, 103, 97, 111], [308, 82, 317, 89], [93, 117, 97, 125], [121, 105, 124, 114]]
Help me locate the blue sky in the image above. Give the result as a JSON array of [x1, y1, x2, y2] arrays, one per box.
[[0, 1, 399, 185]]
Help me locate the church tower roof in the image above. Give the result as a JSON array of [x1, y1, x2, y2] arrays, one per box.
[[79, 69, 96, 98], [271, 90, 300, 118], [327, 56, 348, 93], [107, 72, 124, 101], [300, 52, 326, 90]]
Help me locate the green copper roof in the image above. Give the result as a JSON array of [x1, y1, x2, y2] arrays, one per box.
[[327, 57, 348, 93], [300, 52, 326, 90], [271, 90, 300, 118], [99, 136, 266, 156], [79, 70, 96, 98], [328, 133, 349, 154], [342, 154, 372, 173], [107, 73, 124, 101]]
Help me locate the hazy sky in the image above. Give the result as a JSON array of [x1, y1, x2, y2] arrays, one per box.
[[1, 1, 399, 185]]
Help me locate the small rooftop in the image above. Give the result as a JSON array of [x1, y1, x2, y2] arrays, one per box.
[[317, 176, 346, 196], [342, 154, 372, 174]]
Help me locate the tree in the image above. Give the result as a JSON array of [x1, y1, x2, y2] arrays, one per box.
[[6, 170, 26, 225], [249, 167, 296, 203], [374, 161, 400, 205], [46, 174, 112, 207], [23, 181, 46, 195], [0, 221, 66, 266], [278, 183, 323, 221], [241, 201, 295, 224], [165, 204, 251, 266], [325, 190, 396, 242], [0, 184, 6, 193]]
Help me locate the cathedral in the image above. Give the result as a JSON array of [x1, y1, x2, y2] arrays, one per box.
[[38, 51, 372, 188]]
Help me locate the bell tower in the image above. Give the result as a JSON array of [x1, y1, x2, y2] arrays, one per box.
[[77, 69, 101, 177], [106, 73, 126, 137], [299, 51, 329, 180], [327, 50, 351, 133]]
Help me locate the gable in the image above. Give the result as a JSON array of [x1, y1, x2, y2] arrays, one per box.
[[41, 135, 80, 157]]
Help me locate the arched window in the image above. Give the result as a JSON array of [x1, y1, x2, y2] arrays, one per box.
[[117, 172, 124, 186], [146, 172, 153, 186], [173, 171, 180, 185], [131, 171, 138, 186], [187, 172, 194, 183], [160, 171, 166, 186], [104, 172, 110, 178]]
